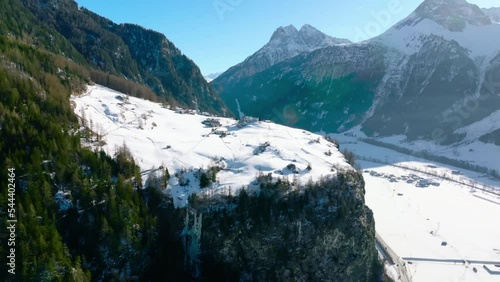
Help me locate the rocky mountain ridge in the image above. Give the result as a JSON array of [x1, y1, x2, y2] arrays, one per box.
[[213, 0, 500, 145], [399, 0, 492, 31], [212, 24, 351, 92]]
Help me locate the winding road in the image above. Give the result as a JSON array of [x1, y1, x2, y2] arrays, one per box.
[[376, 233, 411, 282]]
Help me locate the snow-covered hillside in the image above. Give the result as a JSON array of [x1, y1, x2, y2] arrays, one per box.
[[204, 72, 222, 82], [72, 85, 352, 207], [483, 7, 500, 23], [374, 14, 500, 58]]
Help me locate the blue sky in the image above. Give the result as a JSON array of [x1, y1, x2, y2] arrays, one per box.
[[75, 0, 498, 75]]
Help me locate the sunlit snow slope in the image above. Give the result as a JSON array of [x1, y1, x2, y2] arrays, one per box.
[[72, 85, 352, 206]]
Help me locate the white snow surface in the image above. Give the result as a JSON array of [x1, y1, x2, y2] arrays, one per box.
[[72, 85, 352, 207], [374, 133, 500, 176], [242, 24, 350, 68], [455, 109, 500, 141], [374, 15, 500, 57], [331, 132, 500, 282], [363, 162, 500, 282]]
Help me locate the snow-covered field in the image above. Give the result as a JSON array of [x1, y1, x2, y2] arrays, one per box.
[[72, 85, 352, 207], [335, 127, 500, 190], [363, 164, 500, 282], [332, 132, 500, 282], [374, 133, 500, 176]]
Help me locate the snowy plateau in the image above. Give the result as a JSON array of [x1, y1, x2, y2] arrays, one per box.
[[72, 85, 352, 207], [72, 85, 500, 282]]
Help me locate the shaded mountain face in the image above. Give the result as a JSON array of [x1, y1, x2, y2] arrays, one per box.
[[213, 0, 500, 144], [212, 24, 350, 92], [17, 0, 230, 116], [0, 0, 87, 63], [362, 0, 500, 142], [363, 36, 481, 141], [216, 43, 387, 132]]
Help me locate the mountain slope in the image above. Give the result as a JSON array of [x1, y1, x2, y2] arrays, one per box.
[[17, 0, 230, 115], [377, 0, 500, 57], [213, 0, 500, 145], [483, 7, 500, 23], [404, 0, 491, 31], [0, 33, 162, 280], [0, 0, 86, 63], [216, 43, 387, 132], [212, 24, 351, 94], [365, 0, 500, 141]]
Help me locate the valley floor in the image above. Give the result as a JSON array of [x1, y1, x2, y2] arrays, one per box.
[[332, 133, 500, 282]]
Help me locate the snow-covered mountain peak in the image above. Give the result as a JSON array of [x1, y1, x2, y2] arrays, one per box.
[[210, 24, 351, 84], [483, 7, 500, 23], [267, 25, 305, 49], [299, 24, 316, 32], [252, 24, 350, 64], [299, 24, 351, 46], [399, 0, 491, 31], [298, 24, 328, 38], [373, 0, 500, 57], [269, 25, 300, 42], [204, 72, 222, 82]]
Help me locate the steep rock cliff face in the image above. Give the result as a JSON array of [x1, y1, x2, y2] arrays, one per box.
[[184, 172, 379, 282], [363, 35, 480, 140], [111, 23, 228, 114], [214, 43, 387, 132]]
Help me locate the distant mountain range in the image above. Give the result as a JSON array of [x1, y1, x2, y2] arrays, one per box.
[[0, 1, 380, 279], [212, 0, 500, 146], [212, 24, 350, 94], [204, 72, 222, 82]]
